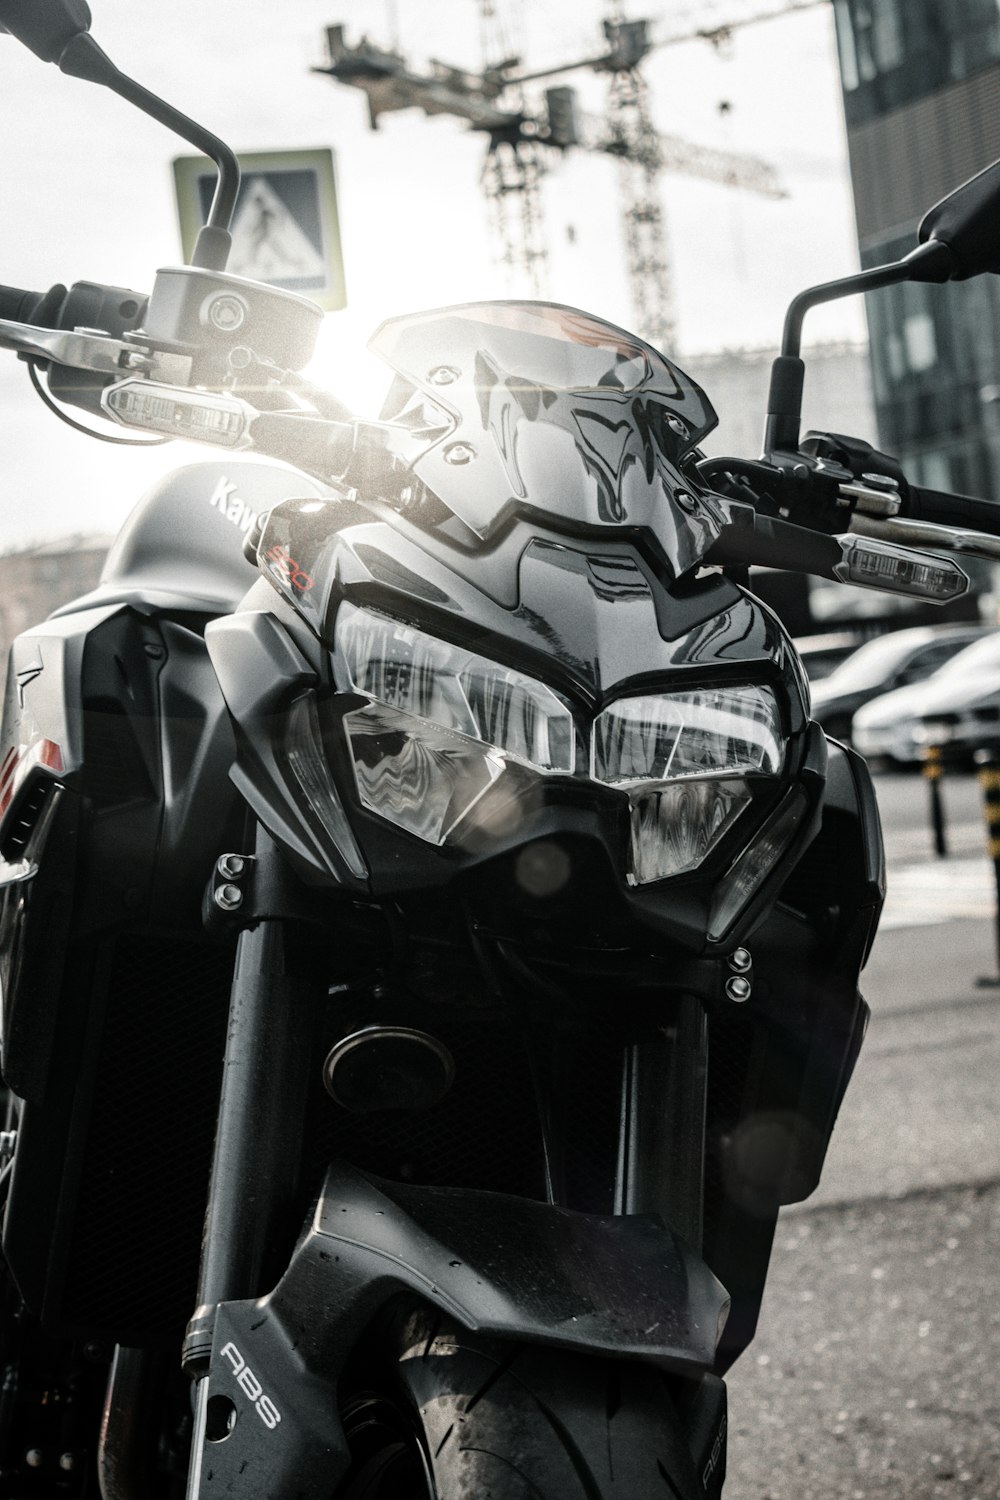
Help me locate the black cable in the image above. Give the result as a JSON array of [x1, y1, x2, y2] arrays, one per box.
[[26, 359, 170, 446]]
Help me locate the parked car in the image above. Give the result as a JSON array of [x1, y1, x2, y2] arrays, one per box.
[[792, 630, 862, 683], [853, 630, 1000, 764], [916, 635, 1000, 762], [809, 624, 991, 742]]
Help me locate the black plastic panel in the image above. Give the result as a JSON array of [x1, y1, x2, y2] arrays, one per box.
[[191, 1160, 729, 1495]]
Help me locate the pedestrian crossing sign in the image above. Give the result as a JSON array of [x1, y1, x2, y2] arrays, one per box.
[[173, 148, 346, 311]]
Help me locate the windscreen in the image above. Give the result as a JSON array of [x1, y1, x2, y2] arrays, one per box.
[[368, 301, 723, 561]]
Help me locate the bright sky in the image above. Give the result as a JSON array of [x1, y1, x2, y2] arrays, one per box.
[[0, 0, 869, 547]]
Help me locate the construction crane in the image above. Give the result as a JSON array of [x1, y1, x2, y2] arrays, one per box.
[[477, 0, 552, 298], [316, 1, 816, 349], [508, 0, 829, 82], [596, 8, 685, 352]]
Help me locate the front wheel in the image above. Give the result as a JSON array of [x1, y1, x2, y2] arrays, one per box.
[[336, 1301, 712, 1499]]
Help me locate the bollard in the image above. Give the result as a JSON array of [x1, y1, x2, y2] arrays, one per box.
[[922, 743, 948, 858], [974, 745, 1000, 988]]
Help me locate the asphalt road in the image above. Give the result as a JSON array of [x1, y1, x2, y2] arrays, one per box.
[[725, 769, 1000, 1500]]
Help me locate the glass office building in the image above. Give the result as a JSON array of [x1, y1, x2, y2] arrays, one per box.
[[833, 0, 1000, 497]]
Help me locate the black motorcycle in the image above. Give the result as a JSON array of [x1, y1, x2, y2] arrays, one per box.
[[1, 3, 999, 1496]]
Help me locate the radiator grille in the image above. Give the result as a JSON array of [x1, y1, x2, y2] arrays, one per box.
[[304, 991, 550, 1202], [59, 933, 231, 1344]]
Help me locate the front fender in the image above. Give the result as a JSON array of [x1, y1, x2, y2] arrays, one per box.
[[187, 1160, 730, 1496]]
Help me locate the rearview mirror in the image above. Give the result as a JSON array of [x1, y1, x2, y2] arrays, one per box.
[[0, 0, 238, 272], [917, 159, 1000, 280], [0, 0, 91, 63], [764, 154, 1000, 452]]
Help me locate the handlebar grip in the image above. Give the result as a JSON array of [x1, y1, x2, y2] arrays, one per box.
[[0, 284, 50, 323], [904, 484, 1000, 536], [0, 282, 68, 331]]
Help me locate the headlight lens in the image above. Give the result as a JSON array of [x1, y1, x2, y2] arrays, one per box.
[[284, 693, 368, 878], [593, 685, 784, 882], [337, 606, 575, 771], [345, 702, 506, 845], [337, 605, 574, 845], [334, 606, 787, 880], [592, 686, 783, 784], [708, 786, 809, 941]]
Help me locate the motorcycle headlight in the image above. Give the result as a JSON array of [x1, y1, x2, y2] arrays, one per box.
[[592, 686, 784, 883], [336, 605, 575, 845], [334, 606, 787, 884]]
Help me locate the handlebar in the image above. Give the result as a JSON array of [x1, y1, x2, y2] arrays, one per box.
[[703, 444, 1000, 549], [5, 272, 1000, 574], [903, 483, 1000, 536], [250, 412, 355, 476]]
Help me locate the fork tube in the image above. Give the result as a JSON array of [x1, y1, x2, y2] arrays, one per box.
[[183, 831, 321, 1373], [615, 995, 708, 1248]]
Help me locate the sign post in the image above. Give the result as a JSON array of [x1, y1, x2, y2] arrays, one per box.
[[173, 148, 346, 311]]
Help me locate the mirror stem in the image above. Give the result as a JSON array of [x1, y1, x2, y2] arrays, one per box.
[[57, 33, 239, 270], [763, 240, 952, 455]]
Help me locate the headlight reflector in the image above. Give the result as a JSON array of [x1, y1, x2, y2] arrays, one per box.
[[593, 685, 784, 884], [628, 779, 753, 884], [344, 701, 505, 846]]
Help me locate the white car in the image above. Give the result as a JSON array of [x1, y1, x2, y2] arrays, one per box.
[[853, 631, 1000, 764], [808, 624, 990, 743]]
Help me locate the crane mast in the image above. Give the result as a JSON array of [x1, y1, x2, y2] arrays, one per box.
[[597, 13, 676, 347], [478, 0, 549, 295]]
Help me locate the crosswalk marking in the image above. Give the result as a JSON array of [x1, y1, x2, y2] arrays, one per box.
[[884, 820, 984, 863], [880, 856, 997, 929], [227, 176, 327, 283]]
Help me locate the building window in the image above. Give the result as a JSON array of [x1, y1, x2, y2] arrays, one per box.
[[834, 0, 861, 89], [838, 0, 1000, 120], [903, 312, 937, 372], [835, 0, 904, 88], [871, 0, 904, 71], [914, 451, 952, 491], [885, 331, 906, 382]]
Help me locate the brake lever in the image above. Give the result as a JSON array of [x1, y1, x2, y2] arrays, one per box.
[[0, 317, 133, 372], [0, 317, 193, 385], [774, 431, 1000, 561], [697, 452, 847, 530]]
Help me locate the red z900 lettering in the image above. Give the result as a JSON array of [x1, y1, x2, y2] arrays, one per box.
[[266, 543, 315, 594]]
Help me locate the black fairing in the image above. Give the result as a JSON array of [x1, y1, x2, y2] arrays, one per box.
[[220, 304, 811, 946], [211, 494, 817, 957], [0, 460, 328, 1342], [705, 739, 881, 1367]]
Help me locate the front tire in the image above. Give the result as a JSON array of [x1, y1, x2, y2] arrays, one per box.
[[336, 1301, 709, 1499]]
